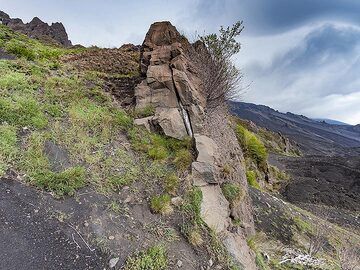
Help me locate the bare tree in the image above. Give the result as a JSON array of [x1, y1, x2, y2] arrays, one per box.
[[190, 21, 245, 111]]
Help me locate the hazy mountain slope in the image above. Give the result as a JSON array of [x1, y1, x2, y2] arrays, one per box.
[[230, 101, 360, 155]]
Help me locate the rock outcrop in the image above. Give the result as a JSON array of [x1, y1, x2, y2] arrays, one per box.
[[0, 11, 71, 46], [134, 21, 205, 140], [135, 22, 256, 269]]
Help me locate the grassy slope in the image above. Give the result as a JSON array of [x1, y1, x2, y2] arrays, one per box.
[[0, 24, 243, 269]]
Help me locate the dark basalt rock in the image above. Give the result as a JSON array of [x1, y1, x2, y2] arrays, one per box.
[[0, 10, 72, 46]]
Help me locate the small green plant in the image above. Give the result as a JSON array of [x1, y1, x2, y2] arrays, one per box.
[[236, 124, 268, 170], [221, 183, 243, 205], [182, 187, 203, 225], [246, 170, 261, 189], [173, 148, 193, 171], [133, 105, 155, 118], [125, 245, 168, 270], [293, 216, 313, 233], [34, 166, 86, 197], [164, 173, 179, 195], [150, 194, 173, 215], [128, 126, 192, 168]]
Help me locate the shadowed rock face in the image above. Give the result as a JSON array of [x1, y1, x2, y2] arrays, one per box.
[[0, 11, 71, 46]]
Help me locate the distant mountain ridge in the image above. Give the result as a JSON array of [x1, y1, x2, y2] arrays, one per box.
[[0, 10, 71, 46], [313, 118, 350, 126], [230, 101, 360, 155]]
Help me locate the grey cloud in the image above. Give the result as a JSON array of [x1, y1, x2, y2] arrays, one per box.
[[244, 24, 360, 124], [190, 0, 360, 35]]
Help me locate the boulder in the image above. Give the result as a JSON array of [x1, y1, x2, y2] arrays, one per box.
[[194, 134, 218, 164], [134, 117, 152, 132], [221, 232, 257, 270], [152, 108, 188, 140], [199, 185, 230, 233], [192, 161, 217, 184]]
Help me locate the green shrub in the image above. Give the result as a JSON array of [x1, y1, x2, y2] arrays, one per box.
[[150, 194, 173, 215], [125, 245, 168, 270], [221, 183, 243, 204], [246, 170, 261, 189], [236, 124, 268, 169]]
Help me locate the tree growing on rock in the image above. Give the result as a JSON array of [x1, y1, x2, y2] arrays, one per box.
[[192, 21, 244, 111]]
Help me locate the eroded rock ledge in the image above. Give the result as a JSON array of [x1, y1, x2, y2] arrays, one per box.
[[134, 21, 256, 269]]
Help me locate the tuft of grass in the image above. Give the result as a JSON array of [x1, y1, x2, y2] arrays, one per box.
[[246, 170, 261, 189], [150, 194, 173, 215], [188, 229, 204, 246], [132, 105, 155, 118], [182, 187, 203, 225], [173, 148, 193, 171], [34, 166, 86, 197], [128, 126, 193, 168], [293, 216, 313, 234], [125, 245, 168, 270], [164, 173, 179, 195], [0, 95, 48, 129], [0, 124, 18, 176], [221, 183, 243, 205], [236, 124, 268, 170]]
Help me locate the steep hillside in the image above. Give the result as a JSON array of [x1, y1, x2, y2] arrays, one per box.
[[0, 18, 258, 270], [230, 101, 360, 269], [230, 101, 360, 156]]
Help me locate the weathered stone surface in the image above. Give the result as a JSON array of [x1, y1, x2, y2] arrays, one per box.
[[135, 21, 206, 140], [151, 88, 178, 108], [134, 81, 152, 109], [0, 11, 71, 46], [44, 140, 71, 172], [153, 108, 188, 140], [194, 134, 218, 164], [192, 162, 217, 184], [200, 185, 230, 233], [134, 117, 152, 132], [221, 232, 257, 270], [146, 64, 174, 91]]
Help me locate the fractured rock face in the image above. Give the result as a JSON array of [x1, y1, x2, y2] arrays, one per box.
[[134, 21, 205, 140]]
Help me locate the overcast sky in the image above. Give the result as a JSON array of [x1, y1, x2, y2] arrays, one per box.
[[1, 0, 359, 124]]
